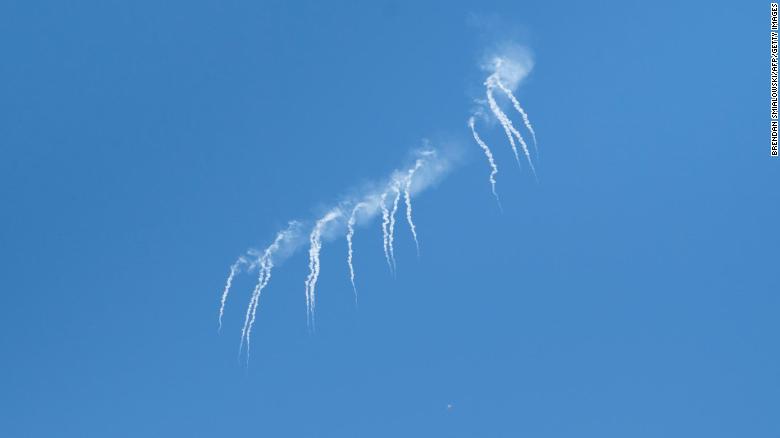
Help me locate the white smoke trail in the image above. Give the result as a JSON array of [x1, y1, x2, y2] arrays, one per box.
[[346, 202, 366, 304], [485, 74, 536, 177], [240, 258, 268, 361], [218, 256, 246, 332], [468, 116, 500, 205], [485, 78, 521, 167], [218, 146, 455, 354], [379, 191, 393, 273], [304, 209, 342, 330], [494, 77, 538, 157], [403, 159, 423, 256], [239, 224, 297, 361], [387, 182, 402, 273]]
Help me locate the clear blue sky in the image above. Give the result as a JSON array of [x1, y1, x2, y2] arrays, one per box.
[[0, 1, 775, 437]]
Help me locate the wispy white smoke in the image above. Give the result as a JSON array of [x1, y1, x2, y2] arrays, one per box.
[[485, 75, 535, 177], [239, 223, 299, 361], [379, 191, 393, 273], [485, 77, 522, 168], [494, 78, 538, 157], [403, 159, 423, 256], [387, 182, 402, 273], [218, 256, 246, 332], [218, 42, 540, 360], [219, 148, 452, 352], [304, 209, 342, 330], [468, 116, 501, 206], [346, 202, 366, 304], [469, 45, 538, 190], [482, 45, 534, 90], [240, 258, 268, 360]]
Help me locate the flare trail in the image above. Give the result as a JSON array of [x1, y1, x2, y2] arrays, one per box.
[[346, 202, 366, 304], [485, 75, 536, 177], [239, 225, 295, 360], [387, 182, 402, 272], [304, 210, 342, 330], [403, 160, 423, 256], [379, 192, 393, 272], [468, 117, 500, 205], [494, 77, 538, 157], [218, 257, 246, 332]]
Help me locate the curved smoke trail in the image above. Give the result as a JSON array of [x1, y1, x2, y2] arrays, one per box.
[[468, 116, 500, 206], [304, 209, 342, 330], [240, 258, 268, 360], [387, 182, 402, 273], [404, 159, 423, 256], [238, 226, 293, 361], [485, 74, 536, 177], [346, 202, 366, 304], [379, 191, 393, 273], [218, 256, 246, 332], [494, 77, 538, 157]]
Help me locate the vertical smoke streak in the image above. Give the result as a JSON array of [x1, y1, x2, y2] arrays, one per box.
[[239, 223, 297, 361], [387, 181, 401, 273], [346, 202, 366, 304], [403, 160, 423, 256], [304, 209, 342, 330], [241, 258, 268, 361], [485, 77, 521, 167], [468, 116, 501, 205], [485, 75, 536, 177], [218, 257, 246, 332], [379, 191, 393, 273], [494, 77, 538, 157]]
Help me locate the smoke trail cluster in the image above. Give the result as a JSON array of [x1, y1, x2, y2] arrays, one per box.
[[469, 46, 539, 201], [217, 45, 539, 361], [386, 182, 401, 273], [238, 223, 300, 361], [304, 209, 342, 330], [220, 149, 449, 359]]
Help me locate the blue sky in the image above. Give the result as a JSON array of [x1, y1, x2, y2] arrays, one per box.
[[0, 1, 775, 437]]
